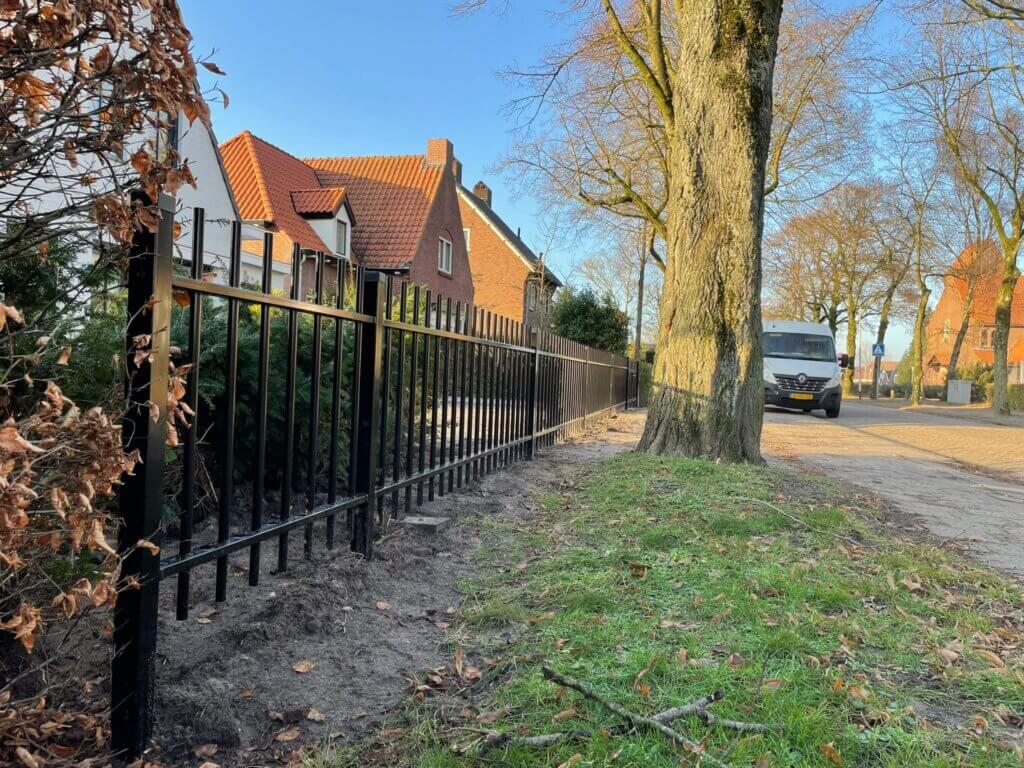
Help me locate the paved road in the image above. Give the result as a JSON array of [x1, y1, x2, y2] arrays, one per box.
[[762, 400, 1024, 579]]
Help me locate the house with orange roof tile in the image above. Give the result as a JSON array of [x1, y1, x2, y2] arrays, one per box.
[[457, 179, 562, 326], [924, 241, 1024, 386], [221, 132, 474, 303]]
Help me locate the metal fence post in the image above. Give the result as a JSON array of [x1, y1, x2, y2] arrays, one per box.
[[527, 328, 540, 458], [112, 193, 174, 759], [583, 346, 590, 428], [352, 271, 385, 558]]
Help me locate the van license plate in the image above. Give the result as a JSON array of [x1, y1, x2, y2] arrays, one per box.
[[790, 392, 813, 400]]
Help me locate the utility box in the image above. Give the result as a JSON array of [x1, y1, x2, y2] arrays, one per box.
[[947, 379, 971, 405]]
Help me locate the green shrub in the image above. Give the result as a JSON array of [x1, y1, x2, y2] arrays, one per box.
[[1009, 384, 1024, 412]]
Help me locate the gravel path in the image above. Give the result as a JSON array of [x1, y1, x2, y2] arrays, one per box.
[[762, 400, 1024, 579]]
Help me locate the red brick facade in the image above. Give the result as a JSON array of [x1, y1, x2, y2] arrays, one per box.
[[406, 169, 473, 304]]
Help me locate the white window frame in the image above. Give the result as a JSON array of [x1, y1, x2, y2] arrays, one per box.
[[336, 219, 347, 257], [438, 236, 453, 275], [463, 227, 471, 251]]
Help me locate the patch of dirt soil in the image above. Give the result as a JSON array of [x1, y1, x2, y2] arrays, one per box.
[[149, 411, 645, 765]]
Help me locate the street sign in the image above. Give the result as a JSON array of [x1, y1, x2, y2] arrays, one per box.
[[871, 343, 885, 358]]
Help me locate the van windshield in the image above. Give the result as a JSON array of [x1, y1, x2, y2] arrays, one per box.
[[764, 332, 836, 362]]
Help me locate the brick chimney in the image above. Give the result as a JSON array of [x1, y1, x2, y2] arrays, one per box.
[[452, 158, 463, 184], [473, 180, 492, 208], [426, 138, 454, 168]]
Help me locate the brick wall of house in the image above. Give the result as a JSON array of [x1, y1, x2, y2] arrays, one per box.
[[407, 171, 473, 305], [458, 193, 530, 323]]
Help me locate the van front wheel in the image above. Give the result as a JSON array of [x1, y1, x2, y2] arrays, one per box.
[[825, 403, 841, 419]]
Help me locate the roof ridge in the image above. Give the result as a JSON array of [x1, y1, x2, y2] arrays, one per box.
[[304, 153, 426, 166], [241, 131, 277, 222]]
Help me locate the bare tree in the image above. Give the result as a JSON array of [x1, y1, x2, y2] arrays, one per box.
[[895, 0, 1023, 413]]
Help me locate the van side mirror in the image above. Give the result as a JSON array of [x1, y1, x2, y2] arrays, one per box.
[[838, 354, 851, 369]]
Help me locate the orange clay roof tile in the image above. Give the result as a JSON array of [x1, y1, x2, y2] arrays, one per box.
[[220, 131, 334, 260], [304, 154, 444, 270]]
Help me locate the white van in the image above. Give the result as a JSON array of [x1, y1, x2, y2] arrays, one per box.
[[762, 320, 849, 418]]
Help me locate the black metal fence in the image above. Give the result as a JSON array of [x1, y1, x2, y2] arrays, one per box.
[[111, 201, 640, 757]]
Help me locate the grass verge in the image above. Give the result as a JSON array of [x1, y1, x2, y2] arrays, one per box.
[[311, 453, 1024, 767]]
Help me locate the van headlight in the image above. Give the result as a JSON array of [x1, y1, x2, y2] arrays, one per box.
[[764, 370, 777, 384], [825, 371, 842, 388]]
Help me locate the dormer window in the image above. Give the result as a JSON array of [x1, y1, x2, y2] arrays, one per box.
[[336, 220, 347, 257]]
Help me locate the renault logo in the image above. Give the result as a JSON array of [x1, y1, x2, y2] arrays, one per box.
[[797, 373, 807, 384]]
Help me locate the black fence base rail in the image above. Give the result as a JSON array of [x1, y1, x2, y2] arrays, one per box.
[[110, 206, 641, 758]]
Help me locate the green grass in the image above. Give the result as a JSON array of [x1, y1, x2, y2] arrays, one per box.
[[312, 454, 1024, 767]]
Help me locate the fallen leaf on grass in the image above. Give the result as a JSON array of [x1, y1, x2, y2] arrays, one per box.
[[847, 685, 870, 701], [375, 601, 390, 611], [627, 561, 649, 578], [292, 660, 317, 674], [454, 645, 464, 677], [557, 754, 583, 768], [938, 647, 960, 665], [712, 607, 733, 623], [528, 611, 556, 624], [198, 763, 219, 768], [553, 708, 577, 723], [976, 649, 1005, 669], [194, 744, 218, 758], [239, 688, 256, 697], [762, 678, 784, 691], [477, 707, 510, 724], [885, 572, 897, 592], [820, 742, 843, 765], [463, 666, 482, 682], [677, 648, 688, 666], [727, 653, 744, 669], [307, 708, 326, 722], [275, 726, 300, 742]]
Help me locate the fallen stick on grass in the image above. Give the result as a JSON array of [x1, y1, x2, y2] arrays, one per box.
[[541, 666, 733, 768]]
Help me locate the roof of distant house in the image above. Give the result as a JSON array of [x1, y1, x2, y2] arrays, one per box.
[[304, 153, 447, 270], [943, 240, 1024, 325], [457, 184, 563, 288], [220, 131, 354, 262]]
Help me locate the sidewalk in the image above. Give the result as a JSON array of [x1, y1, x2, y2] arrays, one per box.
[[851, 394, 1024, 428]]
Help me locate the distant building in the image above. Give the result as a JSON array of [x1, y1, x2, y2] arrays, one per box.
[[457, 180, 562, 327], [924, 241, 1024, 386], [853, 360, 898, 386]]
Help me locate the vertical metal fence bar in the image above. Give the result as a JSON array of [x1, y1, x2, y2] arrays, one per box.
[[377, 275, 394, 491], [473, 309, 485, 479], [176, 207, 204, 620], [352, 271, 384, 557], [112, 193, 174, 759], [348, 267, 366, 506], [278, 245, 302, 572], [214, 222, 242, 602], [428, 296, 441, 501], [438, 297, 451, 497], [326, 260, 346, 550], [417, 290, 431, 506], [467, 309, 480, 480], [249, 232, 274, 585], [404, 286, 419, 516], [456, 304, 470, 487], [304, 252, 325, 558], [391, 282, 408, 519], [447, 302, 462, 491]]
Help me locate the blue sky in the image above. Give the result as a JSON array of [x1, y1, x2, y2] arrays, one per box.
[[180, 0, 916, 360], [180, 0, 568, 268]]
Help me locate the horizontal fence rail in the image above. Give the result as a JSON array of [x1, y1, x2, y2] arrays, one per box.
[[111, 206, 640, 758]]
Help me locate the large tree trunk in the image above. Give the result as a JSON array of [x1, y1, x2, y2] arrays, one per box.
[[639, 2, 783, 462], [991, 259, 1021, 415], [871, 286, 896, 399], [910, 285, 931, 406], [945, 287, 974, 392], [843, 303, 860, 393]]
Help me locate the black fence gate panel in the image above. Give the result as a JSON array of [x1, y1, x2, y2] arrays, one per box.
[[111, 207, 640, 758]]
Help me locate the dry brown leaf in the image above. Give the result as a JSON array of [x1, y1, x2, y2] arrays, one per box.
[[15, 748, 41, 768], [477, 707, 510, 724], [847, 685, 870, 701], [375, 600, 390, 611], [194, 744, 218, 758], [198, 763, 220, 768], [56, 345, 72, 365], [556, 753, 583, 768], [135, 538, 160, 556], [454, 645, 464, 677], [552, 708, 577, 723], [292, 660, 317, 674], [528, 611, 556, 624], [763, 678, 784, 690], [275, 726, 300, 742], [307, 708, 326, 722], [976, 649, 1005, 669], [885, 572, 897, 591], [239, 688, 256, 697], [820, 742, 843, 765], [677, 648, 689, 666], [627, 561, 649, 578]]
